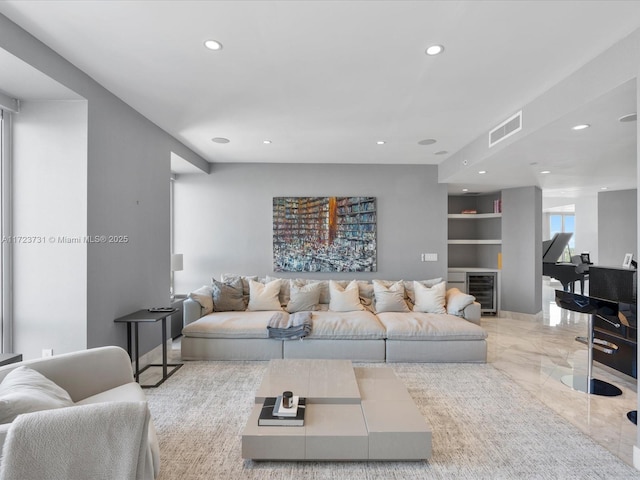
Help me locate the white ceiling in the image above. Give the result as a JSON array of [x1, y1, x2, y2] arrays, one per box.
[[0, 0, 638, 197]]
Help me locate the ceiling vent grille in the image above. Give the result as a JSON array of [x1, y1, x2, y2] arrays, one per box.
[[489, 110, 522, 148]]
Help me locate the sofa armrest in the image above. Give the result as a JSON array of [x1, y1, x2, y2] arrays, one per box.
[[462, 301, 482, 325], [183, 298, 204, 327], [0, 346, 134, 402]]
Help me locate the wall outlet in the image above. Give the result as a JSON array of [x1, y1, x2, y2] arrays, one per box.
[[421, 253, 438, 262], [42, 348, 53, 358]]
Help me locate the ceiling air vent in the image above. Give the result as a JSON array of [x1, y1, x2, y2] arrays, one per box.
[[489, 110, 522, 148]]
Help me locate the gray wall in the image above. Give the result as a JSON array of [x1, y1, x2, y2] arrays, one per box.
[[598, 189, 637, 267], [501, 186, 542, 314], [13, 100, 87, 359], [174, 163, 447, 293], [1, 14, 207, 358]]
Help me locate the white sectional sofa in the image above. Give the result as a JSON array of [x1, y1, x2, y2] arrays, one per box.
[[182, 275, 487, 363]]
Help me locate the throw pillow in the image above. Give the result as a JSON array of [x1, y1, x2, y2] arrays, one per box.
[[247, 279, 283, 311], [405, 277, 443, 305], [373, 280, 410, 313], [329, 280, 364, 312], [211, 278, 245, 312], [413, 280, 446, 314], [286, 280, 321, 313], [446, 287, 476, 316], [266, 275, 290, 306], [188, 285, 214, 315], [0, 366, 74, 424]]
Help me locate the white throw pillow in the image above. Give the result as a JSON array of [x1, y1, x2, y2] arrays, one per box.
[[413, 281, 447, 314], [287, 280, 321, 313], [0, 366, 74, 424], [446, 287, 476, 316], [405, 277, 443, 304], [247, 279, 283, 311], [329, 280, 364, 312], [188, 285, 214, 315], [373, 280, 410, 313]]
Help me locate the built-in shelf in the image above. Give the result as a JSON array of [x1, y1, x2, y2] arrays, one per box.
[[448, 239, 502, 245], [447, 213, 502, 219]]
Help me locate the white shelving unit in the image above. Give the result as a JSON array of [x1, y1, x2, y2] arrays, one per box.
[[447, 239, 502, 245], [447, 193, 502, 313], [447, 213, 502, 219]]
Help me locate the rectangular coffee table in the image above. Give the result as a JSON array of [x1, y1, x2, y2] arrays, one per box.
[[241, 359, 431, 461]]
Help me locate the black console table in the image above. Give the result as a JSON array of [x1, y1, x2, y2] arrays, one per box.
[[115, 309, 183, 388]]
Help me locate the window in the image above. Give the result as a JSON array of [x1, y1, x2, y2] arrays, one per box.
[[0, 109, 11, 353], [549, 213, 575, 262]]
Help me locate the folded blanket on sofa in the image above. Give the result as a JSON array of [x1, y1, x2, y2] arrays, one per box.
[[0, 401, 154, 480], [267, 311, 312, 339]]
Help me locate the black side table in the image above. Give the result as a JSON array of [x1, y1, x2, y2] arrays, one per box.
[[115, 309, 183, 388]]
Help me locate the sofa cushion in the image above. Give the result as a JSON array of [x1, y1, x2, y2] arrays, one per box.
[[188, 285, 214, 315], [329, 280, 364, 312], [377, 311, 488, 341], [182, 311, 279, 338], [373, 280, 410, 313], [75, 382, 148, 405], [248, 279, 283, 311], [413, 280, 446, 314], [212, 278, 245, 311], [446, 287, 476, 316], [286, 280, 321, 313], [0, 366, 74, 424], [306, 311, 386, 339]]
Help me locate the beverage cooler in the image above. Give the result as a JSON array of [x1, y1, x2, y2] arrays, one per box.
[[466, 272, 498, 314]]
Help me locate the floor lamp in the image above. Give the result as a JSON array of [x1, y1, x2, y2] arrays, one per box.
[[555, 290, 623, 397]]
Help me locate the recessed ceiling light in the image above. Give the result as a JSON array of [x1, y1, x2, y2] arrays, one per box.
[[540, 170, 550, 174], [376, 141, 386, 145], [572, 124, 590, 131], [211, 137, 230, 144], [478, 170, 487, 174], [600, 186, 608, 190], [462, 188, 469, 192], [418, 139, 437, 145], [425, 44, 444, 56], [435, 150, 448, 155], [263, 140, 272, 144], [619, 113, 637, 123], [204, 39, 223, 50]]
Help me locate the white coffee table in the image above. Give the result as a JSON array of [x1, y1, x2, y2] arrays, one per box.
[[242, 359, 432, 461]]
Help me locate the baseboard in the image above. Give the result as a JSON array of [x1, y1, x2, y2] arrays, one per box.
[[633, 445, 640, 470], [499, 309, 544, 321]]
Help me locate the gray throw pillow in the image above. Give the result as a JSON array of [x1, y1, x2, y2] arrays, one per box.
[[211, 278, 245, 311], [286, 281, 321, 313]]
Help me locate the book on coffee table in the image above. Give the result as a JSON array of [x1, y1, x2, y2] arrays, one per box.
[[258, 396, 306, 426]]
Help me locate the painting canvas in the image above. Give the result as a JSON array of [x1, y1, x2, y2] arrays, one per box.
[[273, 197, 377, 272]]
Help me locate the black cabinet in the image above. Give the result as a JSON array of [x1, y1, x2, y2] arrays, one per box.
[[171, 296, 187, 339], [589, 266, 637, 378]]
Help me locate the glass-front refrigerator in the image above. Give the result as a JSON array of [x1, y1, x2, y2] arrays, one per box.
[[466, 272, 498, 314]]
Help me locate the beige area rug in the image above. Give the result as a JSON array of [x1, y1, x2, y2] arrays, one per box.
[[145, 361, 640, 479]]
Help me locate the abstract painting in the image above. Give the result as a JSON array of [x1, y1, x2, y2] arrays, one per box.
[[273, 196, 377, 272]]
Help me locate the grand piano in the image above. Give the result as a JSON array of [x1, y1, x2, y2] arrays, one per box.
[[542, 232, 589, 294]]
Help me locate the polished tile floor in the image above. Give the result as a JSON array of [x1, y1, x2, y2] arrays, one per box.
[[488, 279, 638, 467], [148, 279, 638, 468]]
